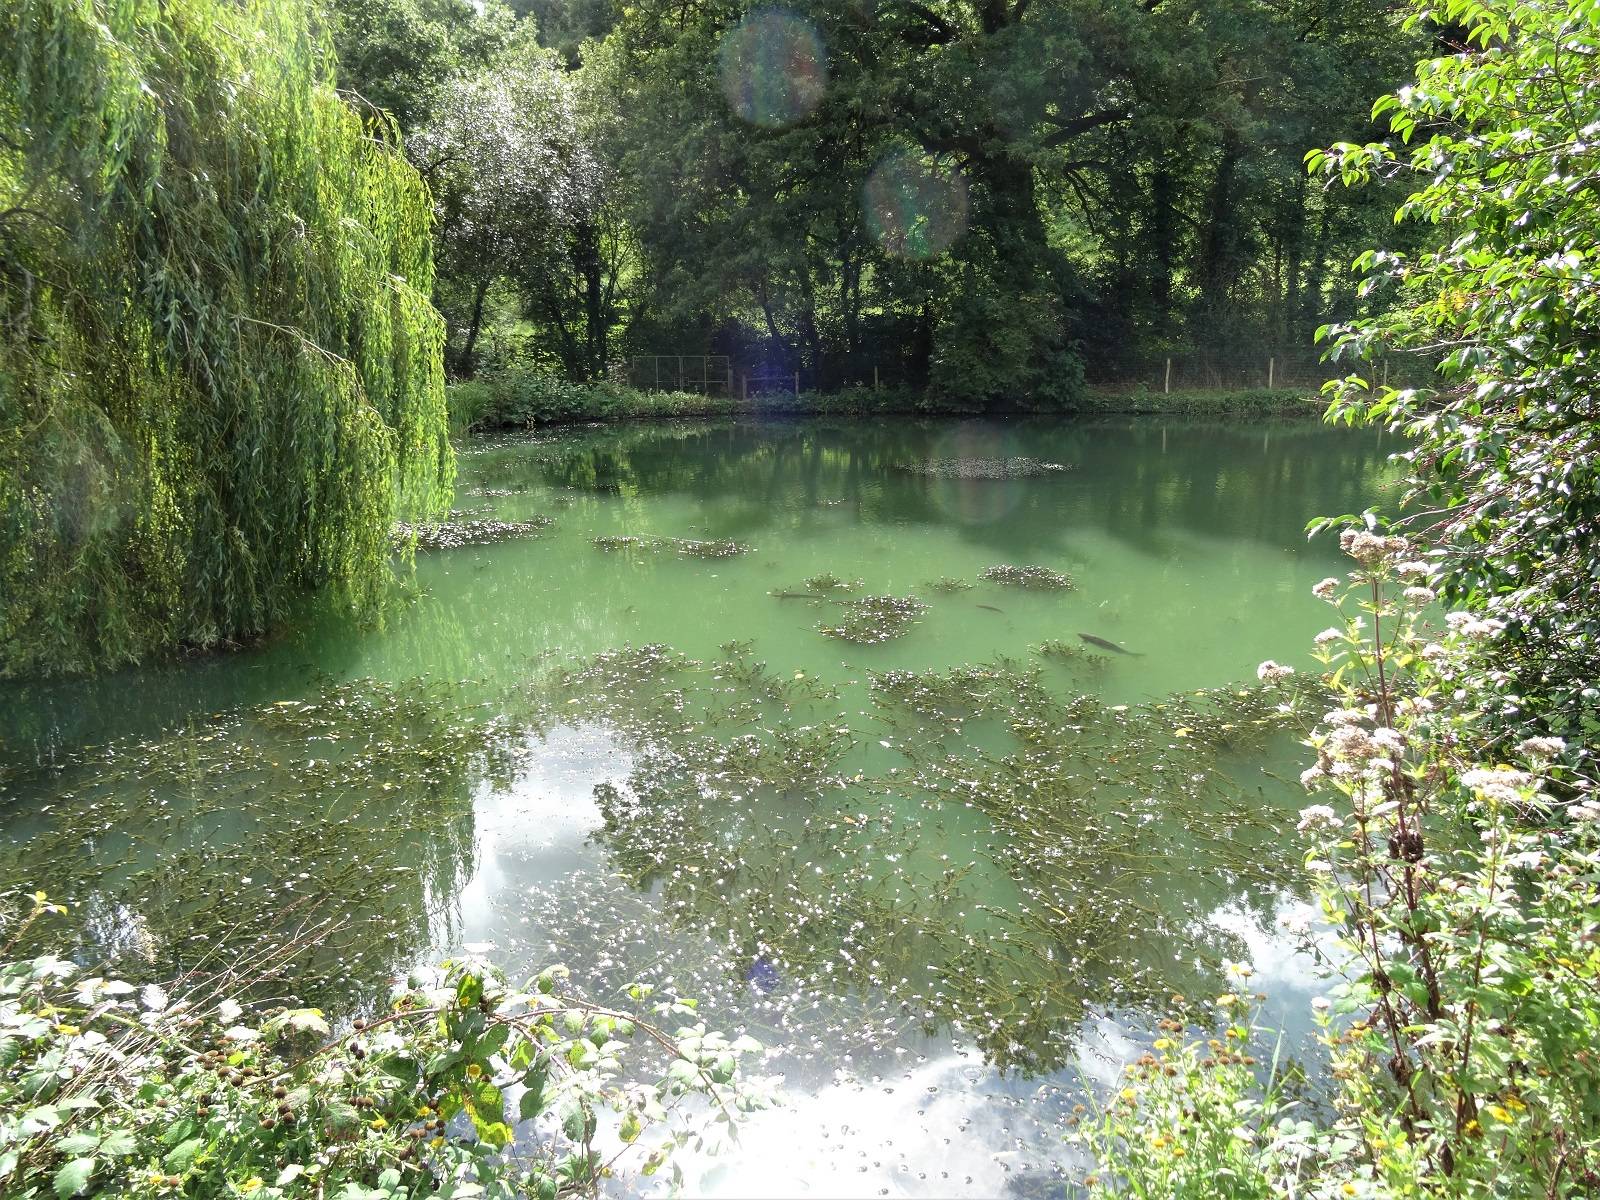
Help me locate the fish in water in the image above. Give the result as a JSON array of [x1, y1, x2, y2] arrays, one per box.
[[772, 591, 824, 600], [976, 603, 1004, 613], [1079, 633, 1143, 656]]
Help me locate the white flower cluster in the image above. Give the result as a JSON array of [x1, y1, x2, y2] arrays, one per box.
[[1319, 723, 1406, 778], [1257, 660, 1296, 684], [1517, 736, 1566, 761], [1460, 766, 1535, 806], [1312, 577, 1340, 601], [1396, 560, 1431, 578], [1402, 586, 1436, 604], [1297, 804, 1343, 835], [1323, 706, 1368, 726], [1340, 528, 1409, 566], [1314, 626, 1344, 646], [1445, 611, 1506, 638]]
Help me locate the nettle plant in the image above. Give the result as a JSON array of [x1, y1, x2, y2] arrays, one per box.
[[0, 896, 766, 1199], [1287, 523, 1600, 1194]]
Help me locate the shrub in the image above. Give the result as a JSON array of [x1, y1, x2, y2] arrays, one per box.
[[0, 895, 765, 1199]]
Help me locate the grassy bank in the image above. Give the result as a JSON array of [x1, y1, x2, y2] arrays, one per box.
[[448, 372, 1319, 433], [1074, 386, 1321, 416]]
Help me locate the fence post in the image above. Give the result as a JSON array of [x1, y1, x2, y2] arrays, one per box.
[[1268, 356, 1275, 389], [1164, 357, 1171, 394]]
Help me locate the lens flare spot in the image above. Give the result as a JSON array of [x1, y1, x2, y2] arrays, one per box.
[[864, 152, 969, 259], [927, 425, 1025, 525], [719, 9, 828, 129]]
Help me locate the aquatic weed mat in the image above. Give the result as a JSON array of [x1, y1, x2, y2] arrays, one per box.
[[592, 535, 753, 559], [513, 647, 1311, 1073], [2, 642, 1312, 1073], [817, 594, 929, 644], [0, 679, 528, 1008], [396, 515, 555, 550]]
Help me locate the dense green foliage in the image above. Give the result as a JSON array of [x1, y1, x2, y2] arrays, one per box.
[[0, 897, 763, 1199], [1086, 1, 1600, 1193], [324, 0, 1425, 400], [1315, 0, 1600, 742], [0, 0, 453, 676]]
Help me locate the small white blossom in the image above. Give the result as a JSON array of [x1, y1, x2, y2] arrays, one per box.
[[1446, 611, 1506, 638], [1341, 529, 1408, 565], [1257, 660, 1296, 684], [1396, 695, 1435, 714], [1569, 801, 1600, 822], [1300, 765, 1326, 789], [1461, 766, 1535, 806], [1461, 767, 1532, 792], [1297, 804, 1343, 835], [1421, 641, 1449, 662], [1370, 727, 1406, 755], [1310, 996, 1332, 1012], [1312, 577, 1340, 600], [1323, 707, 1366, 727], [1402, 586, 1436, 604], [1396, 560, 1431, 578], [1517, 736, 1566, 761], [1314, 627, 1344, 646]]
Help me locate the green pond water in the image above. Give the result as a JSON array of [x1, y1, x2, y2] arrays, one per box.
[[0, 415, 1400, 1197]]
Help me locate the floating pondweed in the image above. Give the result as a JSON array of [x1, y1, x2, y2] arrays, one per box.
[[396, 516, 554, 550], [980, 564, 1075, 591], [897, 457, 1070, 479], [1033, 639, 1111, 673], [818, 595, 929, 644], [802, 573, 862, 593], [592, 535, 753, 559]]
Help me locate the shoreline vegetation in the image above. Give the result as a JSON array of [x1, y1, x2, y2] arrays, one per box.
[[447, 371, 1317, 434]]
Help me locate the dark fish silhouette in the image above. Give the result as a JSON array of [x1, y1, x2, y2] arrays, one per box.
[[772, 591, 824, 600], [976, 603, 1004, 613], [1079, 633, 1143, 656]]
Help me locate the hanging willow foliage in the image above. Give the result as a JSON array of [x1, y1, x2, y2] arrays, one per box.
[[0, 0, 453, 675]]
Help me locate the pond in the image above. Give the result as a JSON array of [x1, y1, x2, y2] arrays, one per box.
[[0, 415, 1400, 1196]]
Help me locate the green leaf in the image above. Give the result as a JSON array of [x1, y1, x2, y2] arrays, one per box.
[[54, 1133, 101, 1157], [164, 1137, 205, 1173], [53, 1157, 96, 1199], [97, 1129, 137, 1157]]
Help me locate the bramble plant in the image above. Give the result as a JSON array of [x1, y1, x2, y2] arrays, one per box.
[[0, 894, 766, 1199]]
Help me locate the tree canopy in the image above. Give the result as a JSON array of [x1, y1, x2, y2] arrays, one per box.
[[0, 0, 452, 675]]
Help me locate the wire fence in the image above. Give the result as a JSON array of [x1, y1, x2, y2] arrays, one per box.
[[620, 348, 1414, 397]]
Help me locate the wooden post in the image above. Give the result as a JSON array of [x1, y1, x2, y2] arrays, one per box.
[[793, 371, 800, 397], [1164, 357, 1171, 394], [1268, 356, 1275, 389]]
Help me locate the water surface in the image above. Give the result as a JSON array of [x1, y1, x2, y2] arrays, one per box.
[[0, 416, 1398, 1196]]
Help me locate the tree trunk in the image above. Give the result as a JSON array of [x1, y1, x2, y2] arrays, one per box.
[[460, 276, 490, 378]]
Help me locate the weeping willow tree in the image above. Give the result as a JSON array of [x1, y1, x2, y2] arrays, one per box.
[[0, 0, 453, 675]]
